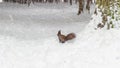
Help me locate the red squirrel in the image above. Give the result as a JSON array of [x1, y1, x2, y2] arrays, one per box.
[[57, 30, 76, 43]]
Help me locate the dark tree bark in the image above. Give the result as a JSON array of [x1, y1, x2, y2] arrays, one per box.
[[78, 0, 93, 15], [86, 0, 90, 13], [27, 0, 34, 6], [38, 0, 43, 2], [55, 0, 59, 3], [48, 0, 53, 3], [75, 0, 78, 4], [64, 0, 68, 3], [70, 0, 72, 5], [77, 0, 84, 15]]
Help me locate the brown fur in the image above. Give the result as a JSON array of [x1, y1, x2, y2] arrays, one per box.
[[66, 33, 76, 40], [57, 30, 76, 43]]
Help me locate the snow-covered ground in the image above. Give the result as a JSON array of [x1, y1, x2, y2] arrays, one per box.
[[0, 2, 92, 40], [0, 0, 2, 2], [1, 2, 120, 68]]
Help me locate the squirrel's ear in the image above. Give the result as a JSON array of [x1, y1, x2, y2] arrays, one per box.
[[58, 30, 61, 33], [57, 30, 61, 36]]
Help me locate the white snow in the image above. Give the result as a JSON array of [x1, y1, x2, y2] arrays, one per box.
[[0, 0, 2, 3], [0, 2, 120, 68]]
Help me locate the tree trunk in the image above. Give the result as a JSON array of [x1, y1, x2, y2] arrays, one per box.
[[64, 0, 68, 3], [75, 0, 78, 4], [70, 0, 72, 5], [77, 0, 84, 15]]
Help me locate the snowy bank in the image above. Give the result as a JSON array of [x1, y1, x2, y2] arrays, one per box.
[[1, 20, 120, 68]]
